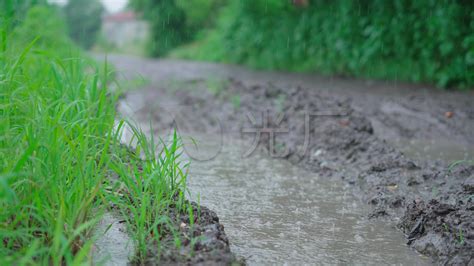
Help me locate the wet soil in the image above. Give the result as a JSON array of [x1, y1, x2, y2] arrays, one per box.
[[142, 203, 239, 265], [104, 54, 474, 264], [104, 53, 474, 162]]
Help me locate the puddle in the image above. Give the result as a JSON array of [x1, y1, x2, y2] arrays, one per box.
[[178, 135, 431, 265], [93, 212, 133, 266]]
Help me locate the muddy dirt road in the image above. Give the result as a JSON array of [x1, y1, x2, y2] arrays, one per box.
[[104, 54, 474, 265], [106, 54, 474, 162]]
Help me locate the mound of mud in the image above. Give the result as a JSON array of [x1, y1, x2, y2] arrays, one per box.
[[141, 203, 241, 265]]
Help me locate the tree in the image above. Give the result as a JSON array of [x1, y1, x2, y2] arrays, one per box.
[[63, 0, 103, 49]]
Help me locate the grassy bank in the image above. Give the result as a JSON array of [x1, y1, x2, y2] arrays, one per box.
[[0, 5, 189, 264]]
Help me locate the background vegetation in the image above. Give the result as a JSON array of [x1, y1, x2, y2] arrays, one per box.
[[134, 0, 474, 89], [0, 0, 47, 29], [63, 0, 104, 49], [130, 0, 224, 56]]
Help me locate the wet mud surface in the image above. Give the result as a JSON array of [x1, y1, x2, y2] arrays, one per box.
[[142, 203, 239, 265], [105, 54, 474, 264], [93, 202, 238, 265]]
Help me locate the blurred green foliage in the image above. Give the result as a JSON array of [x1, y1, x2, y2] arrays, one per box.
[[8, 5, 113, 82], [130, 0, 222, 56], [63, 0, 104, 49], [175, 0, 224, 29], [149, 0, 474, 89], [130, 0, 188, 56], [1, 0, 103, 50], [0, 0, 47, 29], [12, 6, 74, 51]]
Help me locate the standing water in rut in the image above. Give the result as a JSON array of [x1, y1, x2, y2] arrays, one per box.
[[181, 135, 430, 265]]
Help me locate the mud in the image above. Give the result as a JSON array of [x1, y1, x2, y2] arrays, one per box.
[[105, 54, 474, 264], [141, 203, 240, 265], [103, 53, 474, 162]]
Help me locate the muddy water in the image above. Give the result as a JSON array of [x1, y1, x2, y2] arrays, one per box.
[[169, 134, 429, 265], [93, 213, 133, 265]]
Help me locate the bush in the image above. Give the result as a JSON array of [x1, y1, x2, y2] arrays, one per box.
[[173, 0, 474, 89], [12, 6, 74, 52], [175, 0, 224, 29], [131, 0, 188, 56], [131, 0, 222, 56], [63, 0, 104, 49]]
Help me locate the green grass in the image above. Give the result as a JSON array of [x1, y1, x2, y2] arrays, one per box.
[[448, 160, 474, 172], [0, 6, 189, 264], [458, 228, 465, 245], [109, 123, 192, 261], [0, 37, 114, 264]]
